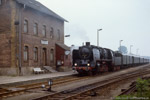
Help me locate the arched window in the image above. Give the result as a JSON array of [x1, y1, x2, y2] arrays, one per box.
[[24, 20, 28, 33], [42, 25, 46, 37], [34, 47, 38, 61], [24, 46, 28, 61], [34, 23, 38, 35], [50, 27, 54, 39], [57, 29, 60, 40]]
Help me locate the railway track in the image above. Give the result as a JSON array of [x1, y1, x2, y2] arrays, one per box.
[[0, 72, 112, 99], [0, 88, 10, 96], [119, 82, 136, 96], [0, 75, 91, 99], [0, 65, 150, 99], [119, 76, 150, 96], [31, 67, 150, 100]]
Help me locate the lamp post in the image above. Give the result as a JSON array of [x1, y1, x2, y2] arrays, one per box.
[[65, 35, 70, 37], [97, 29, 102, 46], [130, 45, 133, 55], [47, 79, 53, 92], [119, 40, 123, 53]]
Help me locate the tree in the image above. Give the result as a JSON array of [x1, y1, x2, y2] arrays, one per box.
[[118, 46, 128, 54]]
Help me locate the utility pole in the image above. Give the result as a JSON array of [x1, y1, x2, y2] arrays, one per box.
[[130, 45, 133, 55], [119, 40, 123, 53]]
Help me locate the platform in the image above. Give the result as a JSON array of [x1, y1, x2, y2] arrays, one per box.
[[0, 71, 77, 88]]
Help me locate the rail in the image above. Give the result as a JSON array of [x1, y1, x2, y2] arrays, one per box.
[[31, 68, 150, 100], [0, 75, 90, 99]]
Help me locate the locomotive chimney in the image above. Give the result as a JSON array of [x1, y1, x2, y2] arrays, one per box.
[[86, 42, 90, 46]]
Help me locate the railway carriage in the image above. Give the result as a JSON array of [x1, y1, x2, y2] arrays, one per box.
[[126, 55, 130, 66], [144, 58, 149, 64], [140, 58, 144, 64], [113, 52, 122, 70], [122, 55, 127, 67], [129, 56, 133, 66], [133, 56, 140, 65]]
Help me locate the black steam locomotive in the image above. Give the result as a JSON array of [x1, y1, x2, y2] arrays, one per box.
[[72, 42, 149, 75]]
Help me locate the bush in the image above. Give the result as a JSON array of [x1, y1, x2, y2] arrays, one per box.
[[115, 78, 150, 100]]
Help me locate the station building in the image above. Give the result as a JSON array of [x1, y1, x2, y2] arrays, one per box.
[[0, 0, 71, 75]]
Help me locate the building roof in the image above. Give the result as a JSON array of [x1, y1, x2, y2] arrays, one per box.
[[56, 43, 70, 51], [16, 0, 68, 22]]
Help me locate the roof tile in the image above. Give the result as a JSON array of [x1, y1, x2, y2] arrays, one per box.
[[16, 0, 68, 22]]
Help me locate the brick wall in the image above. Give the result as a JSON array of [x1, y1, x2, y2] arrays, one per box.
[[20, 5, 64, 68], [56, 44, 64, 66], [0, 0, 12, 67], [56, 44, 71, 67]]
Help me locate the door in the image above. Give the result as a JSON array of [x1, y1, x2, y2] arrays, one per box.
[[50, 49, 54, 66], [42, 48, 47, 66]]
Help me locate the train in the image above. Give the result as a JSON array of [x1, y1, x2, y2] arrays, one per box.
[[72, 42, 149, 75]]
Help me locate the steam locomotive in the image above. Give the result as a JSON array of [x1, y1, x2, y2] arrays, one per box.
[[72, 42, 149, 75]]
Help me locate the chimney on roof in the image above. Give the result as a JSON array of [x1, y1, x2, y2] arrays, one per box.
[[86, 42, 90, 46]]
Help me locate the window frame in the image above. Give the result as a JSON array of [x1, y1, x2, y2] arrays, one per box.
[[50, 27, 54, 39], [65, 55, 68, 59], [33, 47, 38, 62], [24, 20, 28, 33], [42, 25, 46, 37], [57, 29, 60, 41], [33, 23, 38, 35], [24, 46, 29, 62]]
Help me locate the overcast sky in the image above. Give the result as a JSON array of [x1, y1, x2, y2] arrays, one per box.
[[37, 0, 150, 56]]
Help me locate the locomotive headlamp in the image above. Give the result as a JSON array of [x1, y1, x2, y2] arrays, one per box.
[[97, 63, 100, 67], [102, 62, 106, 64], [74, 63, 77, 66], [87, 63, 90, 66], [61, 61, 64, 65]]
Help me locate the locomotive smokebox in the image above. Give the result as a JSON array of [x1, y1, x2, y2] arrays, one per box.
[[86, 42, 90, 46]]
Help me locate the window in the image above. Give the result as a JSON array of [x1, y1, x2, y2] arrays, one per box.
[[50, 27, 54, 39], [57, 29, 60, 40], [65, 55, 68, 59], [34, 47, 38, 61], [42, 25, 46, 37], [50, 49, 54, 62], [61, 55, 64, 60], [24, 20, 28, 33], [24, 46, 28, 61], [34, 23, 38, 35]]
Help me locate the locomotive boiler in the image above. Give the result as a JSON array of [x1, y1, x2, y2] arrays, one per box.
[[72, 42, 114, 75]]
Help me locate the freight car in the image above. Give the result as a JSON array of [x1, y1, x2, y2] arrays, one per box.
[[72, 42, 149, 75]]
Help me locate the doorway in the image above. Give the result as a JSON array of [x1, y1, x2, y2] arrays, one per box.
[[42, 48, 47, 66]]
